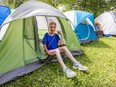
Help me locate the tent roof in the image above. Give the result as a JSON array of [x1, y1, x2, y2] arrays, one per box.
[[95, 11, 116, 21], [95, 11, 116, 35], [64, 10, 94, 25], [95, 11, 116, 26], [2, 1, 67, 25]]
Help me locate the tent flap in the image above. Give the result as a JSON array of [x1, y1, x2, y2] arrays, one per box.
[[0, 19, 24, 74]]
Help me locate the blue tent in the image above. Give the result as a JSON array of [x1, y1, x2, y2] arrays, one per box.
[[0, 5, 10, 26], [64, 10, 97, 44]]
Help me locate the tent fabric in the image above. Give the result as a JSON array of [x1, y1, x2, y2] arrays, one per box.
[[95, 11, 116, 36], [74, 11, 94, 25], [0, 19, 25, 74], [0, 1, 83, 85], [0, 61, 44, 85], [64, 10, 97, 44], [0, 5, 10, 26], [57, 18, 82, 51]]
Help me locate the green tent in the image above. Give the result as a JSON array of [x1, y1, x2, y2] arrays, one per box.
[[0, 1, 83, 85]]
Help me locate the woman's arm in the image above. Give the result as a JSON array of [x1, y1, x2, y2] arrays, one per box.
[[57, 31, 64, 45], [43, 44, 48, 52]]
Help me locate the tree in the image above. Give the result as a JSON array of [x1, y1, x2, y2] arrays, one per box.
[[64, 0, 116, 17], [1, 0, 27, 8], [1, 0, 116, 17], [39, 0, 59, 7], [107, 0, 116, 10], [38, 0, 73, 8]]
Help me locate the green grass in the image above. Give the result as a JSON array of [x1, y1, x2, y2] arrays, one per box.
[[1, 37, 116, 87]]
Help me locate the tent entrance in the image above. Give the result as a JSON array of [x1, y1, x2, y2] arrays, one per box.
[[36, 16, 67, 49], [74, 19, 97, 44], [23, 17, 47, 64]]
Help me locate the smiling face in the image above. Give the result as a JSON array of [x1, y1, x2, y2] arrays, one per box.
[[48, 22, 56, 34]]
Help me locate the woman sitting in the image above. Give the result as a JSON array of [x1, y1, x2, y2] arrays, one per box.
[[42, 21, 88, 78]]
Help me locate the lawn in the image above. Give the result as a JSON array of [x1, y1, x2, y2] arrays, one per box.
[[1, 37, 116, 87]]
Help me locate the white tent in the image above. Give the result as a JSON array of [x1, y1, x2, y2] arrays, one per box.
[[95, 11, 116, 36]]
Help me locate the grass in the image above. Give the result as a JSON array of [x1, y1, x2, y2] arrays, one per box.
[[1, 37, 116, 87]]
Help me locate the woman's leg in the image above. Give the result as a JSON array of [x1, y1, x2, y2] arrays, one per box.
[[59, 46, 78, 63], [59, 46, 88, 71], [48, 49, 67, 69], [48, 48, 77, 78]]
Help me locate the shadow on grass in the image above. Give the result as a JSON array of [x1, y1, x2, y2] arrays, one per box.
[[1, 55, 91, 87], [82, 40, 110, 48], [1, 54, 91, 86], [75, 54, 92, 65]]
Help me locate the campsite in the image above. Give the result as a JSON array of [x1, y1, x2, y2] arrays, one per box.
[[0, 0, 116, 87]]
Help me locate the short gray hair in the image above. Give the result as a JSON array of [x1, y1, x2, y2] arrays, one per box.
[[49, 21, 56, 26]]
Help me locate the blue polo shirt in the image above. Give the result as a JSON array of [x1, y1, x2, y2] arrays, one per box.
[[42, 33, 60, 50]]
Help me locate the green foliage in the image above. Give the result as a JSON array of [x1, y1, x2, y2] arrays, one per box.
[[39, 0, 59, 7], [63, 0, 116, 17], [39, 0, 116, 17], [1, 0, 27, 8], [107, 0, 116, 10], [1, 37, 116, 87]]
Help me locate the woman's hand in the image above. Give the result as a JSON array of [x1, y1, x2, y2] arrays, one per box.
[[57, 31, 64, 45], [47, 50, 52, 55], [46, 50, 53, 55], [46, 50, 50, 55], [57, 31, 62, 35]]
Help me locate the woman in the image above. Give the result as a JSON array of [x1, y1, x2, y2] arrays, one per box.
[[42, 21, 88, 78]]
